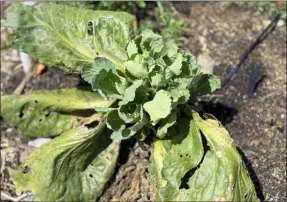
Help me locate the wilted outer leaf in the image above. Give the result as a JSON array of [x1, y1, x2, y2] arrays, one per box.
[[2, 3, 134, 73], [9, 123, 120, 201], [185, 112, 259, 201], [1, 88, 111, 137], [150, 112, 259, 201]]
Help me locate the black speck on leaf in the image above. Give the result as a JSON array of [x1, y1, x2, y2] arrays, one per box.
[[19, 111, 24, 118], [87, 22, 93, 35], [45, 111, 51, 117], [22, 165, 31, 174]]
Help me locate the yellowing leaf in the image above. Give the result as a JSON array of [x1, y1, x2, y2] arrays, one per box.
[[150, 116, 204, 200], [1, 88, 111, 137], [150, 112, 259, 201], [188, 112, 259, 201], [9, 123, 119, 201]]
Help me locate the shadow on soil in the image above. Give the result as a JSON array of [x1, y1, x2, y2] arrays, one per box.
[[201, 101, 238, 125]]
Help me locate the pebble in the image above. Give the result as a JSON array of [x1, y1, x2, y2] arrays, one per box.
[[6, 128, 13, 133], [198, 36, 207, 51], [197, 53, 215, 74], [263, 20, 272, 27], [277, 20, 285, 28]]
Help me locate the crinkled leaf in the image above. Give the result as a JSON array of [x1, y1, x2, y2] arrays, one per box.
[[169, 78, 191, 105], [150, 71, 164, 87], [91, 68, 126, 99], [189, 73, 221, 101], [118, 104, 141, 124], [126, 40, 138, 58], [179, 52, 200, 77], [82, 58, 127, 97], [2, 3, 134, 73], [111, 121, 146, 142], [9, 124, 120, 201], [161, 42, 179, 58], [143, 90, 172, 125], [168, 53, 183, 76], [106, 110, 125, 131], [124, 55, 148, 78], [156, 111, 177, 138], [170, 88, 190, 105], [120, 80, 143, 105], [138, 29, 163, 56], [150, 116, 204, 200], [0, 88, 110, 137], [149, 64, 172, 87], [124, 30, 163, 78], [82, 57, 116, 84], [110, 106, 147, 142]]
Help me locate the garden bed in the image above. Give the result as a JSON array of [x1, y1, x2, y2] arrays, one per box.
[[1, 2, 286, 201]]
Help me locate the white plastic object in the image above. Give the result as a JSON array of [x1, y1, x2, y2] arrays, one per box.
[[20, 1, 37, 73], [19, 52, 34, 73]]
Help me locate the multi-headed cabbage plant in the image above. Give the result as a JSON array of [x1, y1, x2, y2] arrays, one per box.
[[1, 3, 259, 201]]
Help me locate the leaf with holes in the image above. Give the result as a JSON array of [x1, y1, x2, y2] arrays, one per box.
[[149, 111, 259, 201], [149, 115, 204, 200], [9, 123, 120, 201], [0, 88, 112, 137], [183, 112, 259, 201], [1, 5, 259, 201], [2, 3, 134, 73]]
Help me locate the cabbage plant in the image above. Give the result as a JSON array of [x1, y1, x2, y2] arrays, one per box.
[[1, 3, 259, 201]]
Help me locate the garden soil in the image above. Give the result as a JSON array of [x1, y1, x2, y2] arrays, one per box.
[[1, 2, 286, 201]]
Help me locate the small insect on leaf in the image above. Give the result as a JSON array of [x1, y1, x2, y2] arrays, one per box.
[[87, 22, 93, 35]]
